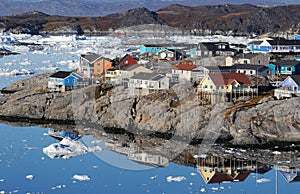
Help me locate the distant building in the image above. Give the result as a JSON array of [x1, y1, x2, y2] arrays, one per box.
[[79, 52, 102, 78], [270, 60, 300, 75], [248, 38, 300, 54], [196, 42, 237, 57], [48, 71, 83, 92], [225, 53, 270, 66]]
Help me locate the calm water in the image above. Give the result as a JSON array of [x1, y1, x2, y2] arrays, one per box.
[[0, 123, 299, 194]]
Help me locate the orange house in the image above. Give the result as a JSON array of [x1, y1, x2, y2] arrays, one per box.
[[93, 57, 113, 75]]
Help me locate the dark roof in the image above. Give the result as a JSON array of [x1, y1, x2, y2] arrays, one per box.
[[81, 53, 101, 63], [248, 40, 263, 45], [291, 75, 300, 85], [267, 39, 300, 46], [130, 72, 165, 81], [203, 66, 232, 72], [274, 60, 300, 67], [232, 64, 269, 70], [49, 71, 72, 78], [234, 53, 260, 59]]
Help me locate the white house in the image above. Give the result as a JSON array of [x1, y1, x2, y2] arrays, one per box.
[[128, 72, 169, 90], [171, 63, 198, 82]]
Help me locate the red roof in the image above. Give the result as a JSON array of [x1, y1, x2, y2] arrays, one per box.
[[173, 63, 197, 71], [208, 73, 252, 86], [119, 54, 138, 66]]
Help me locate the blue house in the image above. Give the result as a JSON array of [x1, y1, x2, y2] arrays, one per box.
[[48, 71, 83, 92], [281, 75, 300, 91], [289, 34, 300, 41], [280, 169, 300, 183], [273, 60, 300, 75]]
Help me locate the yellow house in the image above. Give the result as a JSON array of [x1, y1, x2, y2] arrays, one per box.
[[199, 73, 252, 93]]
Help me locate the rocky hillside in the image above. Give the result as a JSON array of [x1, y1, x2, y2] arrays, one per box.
[[0, 4, 299, 36], [0, 74, 300, 145]]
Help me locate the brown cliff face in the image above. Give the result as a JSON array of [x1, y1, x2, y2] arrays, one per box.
[[0, 4, 299, 35]]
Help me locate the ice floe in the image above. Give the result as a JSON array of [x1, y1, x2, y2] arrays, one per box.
[[73, 174, 90, 181], [200, 188, 206, 193], [26, 174, 34, 180], [43, 137, 101, 160], [256, 178, 271, 183], [166, 176, 186, 183]]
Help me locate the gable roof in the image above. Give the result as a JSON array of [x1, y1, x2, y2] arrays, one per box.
[[81, 53, 101, 63], [232, 64, 269, 70], [130, 72, 165, 81], [267, 39, 300, 46], [234, 53, 260, 59], [208, 73, 252, 86], [291, 75, 300, 85], [173, 63, 197, 71], [248, 40, 263, 45], [119, 54, 138, 66], [199, 42, 235, 52], [49, 71, 73, 79]]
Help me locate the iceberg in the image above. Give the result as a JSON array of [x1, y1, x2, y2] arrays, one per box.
[[43, 137, 101, 160], [73, 174, 90, 181], [256, 178, 271, 183]]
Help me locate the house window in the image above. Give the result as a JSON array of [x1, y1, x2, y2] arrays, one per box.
[[210, 86, 213, 89], [243, 60, 248, 64], [287, 67, 292, 71], [250, 71, 253, 74], [204, 85, 208, 88], [258, 60, 261, 64], [244, 71, 246, 73], [97, 63, 100, 66]]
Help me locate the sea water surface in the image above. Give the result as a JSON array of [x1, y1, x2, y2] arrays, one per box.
[[0, 124, 300, 194]]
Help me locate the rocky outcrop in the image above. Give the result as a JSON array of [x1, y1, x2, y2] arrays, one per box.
[[0, 74, 300, 145]]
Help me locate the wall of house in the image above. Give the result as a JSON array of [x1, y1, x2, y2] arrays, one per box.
[[62, 75, 78, 87], [172, 69, 192, 81], [280, 66, 295, 75], [93, 59, 113, 75]]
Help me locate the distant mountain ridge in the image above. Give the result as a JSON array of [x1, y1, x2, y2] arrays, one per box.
[[0, 4, 299, 36], [1, 0, 299, 17]]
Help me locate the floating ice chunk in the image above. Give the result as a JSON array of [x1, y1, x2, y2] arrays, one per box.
[[211, 187, 219, 191], [73, 174, 90, 181], [256, 178, 271, 183], [200, 188, 206, 193], [26, 174, 34, 180], [0, 179, 4, 182], [0, 191, 4, 194], [166, 176, 186, 183], [190, 172, 196, 176], [43, 137, 101, 160], [151, 175, 157, 180]]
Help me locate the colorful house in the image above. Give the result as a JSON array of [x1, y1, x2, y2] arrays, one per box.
[[281, 75, 300, 91], [199, 72, 252, 93], [48, 71, 83, 92], [79, 52, 102, 78], [93, 57, 113, 75], [272, 60, 300, 75], [119, 54, 139, 66], [248, 38, 300, 54]]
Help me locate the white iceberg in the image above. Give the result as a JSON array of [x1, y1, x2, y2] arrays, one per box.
[[200, 188, 206, 193], [166, 176, 186, 183], [26, 174, 34, 180], [256, 178, 271, 183], [43, 137, 101, 160], [73, 174, 90, 181]]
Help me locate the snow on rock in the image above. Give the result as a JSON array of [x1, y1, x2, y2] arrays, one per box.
[[43, 137, 101, 160], [166, 176, 186, 183], [256, 178, 271, 183], [73, 174, 91, 181], [26, 174, 34, 180]]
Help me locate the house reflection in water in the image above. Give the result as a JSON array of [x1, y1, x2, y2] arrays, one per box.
[[105, 141, 169, 167], [197, 155, 271, 184], [278, 166, 300, 183]]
